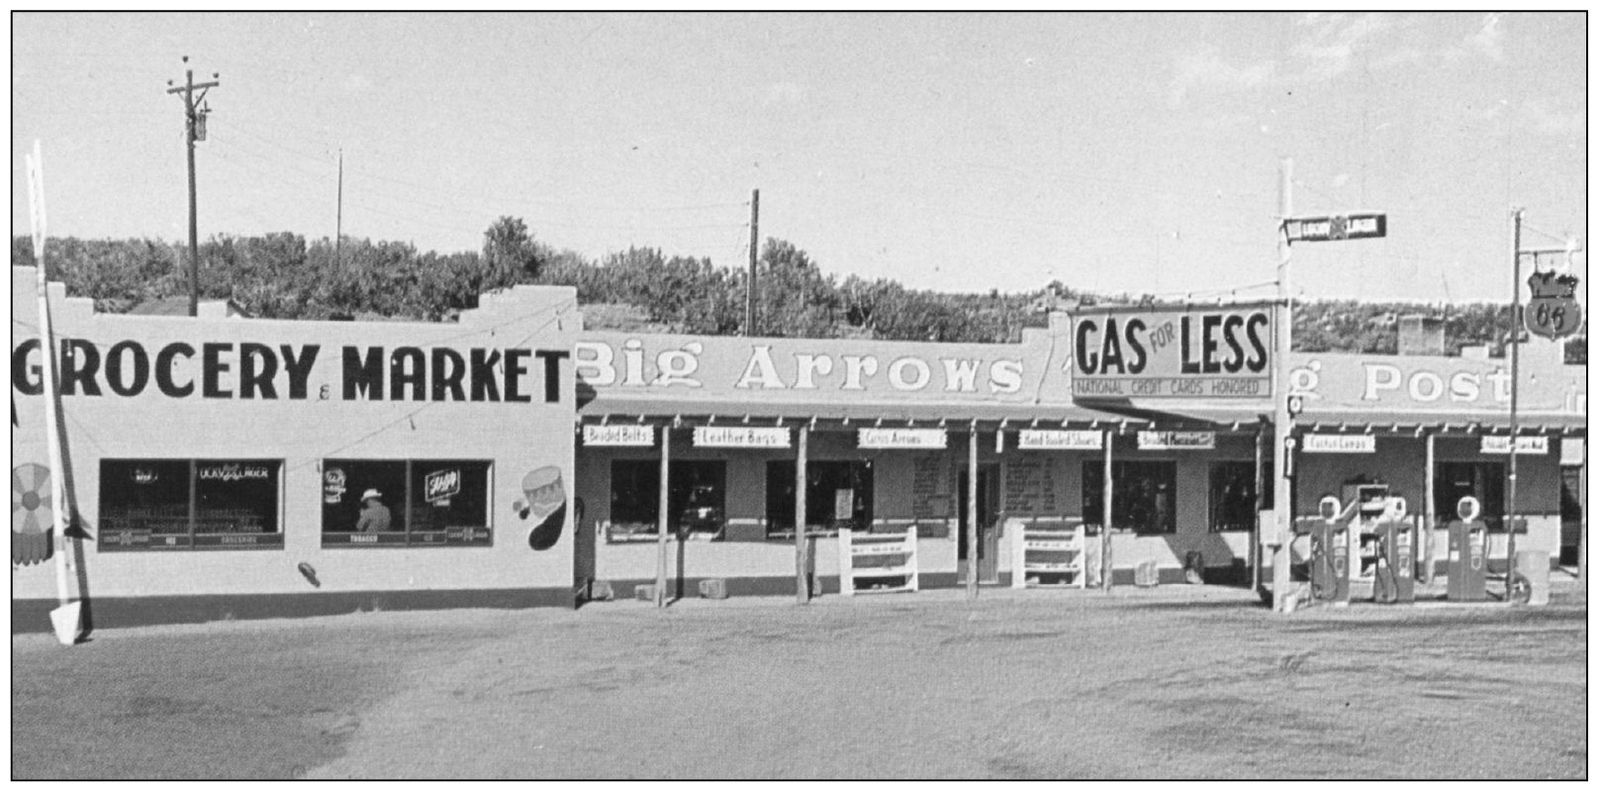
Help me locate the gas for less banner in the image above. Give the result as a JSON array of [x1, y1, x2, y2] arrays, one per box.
[[1069, 306, 1275, 399]]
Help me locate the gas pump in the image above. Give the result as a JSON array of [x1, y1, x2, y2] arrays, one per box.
[[1447, 496, 1489, 601], [1373, 497, 1415, 604], [1304, 495, 1351, 605]]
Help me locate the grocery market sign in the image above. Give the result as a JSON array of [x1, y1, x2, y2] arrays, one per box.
[[1069, 306, 1274, 399]]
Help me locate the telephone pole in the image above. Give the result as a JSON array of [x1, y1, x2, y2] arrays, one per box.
[[746, 188, 759, 336], [336, 149, 344, 270], [1270, 158, 1294, 613], [166, 56, 219, 317]]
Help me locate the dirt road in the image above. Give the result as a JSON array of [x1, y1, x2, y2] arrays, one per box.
[[12, 582, 1587, 779]]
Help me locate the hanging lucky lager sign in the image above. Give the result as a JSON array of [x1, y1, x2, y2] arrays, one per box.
[[1282, 213, 1387, 243]]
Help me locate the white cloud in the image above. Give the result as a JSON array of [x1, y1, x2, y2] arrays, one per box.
[[343, 73, 371, 93], [1468, 13, 1505, 62], [1370, 46, 1425, 70], [1168, 45, 1274, 104], [764, 81, 807, 106], [1293, 12, 1397, 82], [1444, 13, 1507, 64], [1521, 96, 1584, 137], [1170, 13, 1405, 103]]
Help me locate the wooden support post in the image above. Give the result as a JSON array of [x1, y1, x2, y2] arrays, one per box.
[[655, 424, 670, 608], [796, 423, 809, 604], [967, 425, 979, 600], [1102, 428, 1114, 592], [1423, 431, 1436, 585], [1252, 427, 1263, 590], [1579, 445, 1587, 593]]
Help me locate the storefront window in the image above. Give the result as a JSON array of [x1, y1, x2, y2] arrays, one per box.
[[1081, 461, 1176, 535], [1208, 461, 1263, 532], [765, 460, 874, 536], [99, 459, 282, 551], [322, 459, 492, 547], [605, 460, 727, 542]]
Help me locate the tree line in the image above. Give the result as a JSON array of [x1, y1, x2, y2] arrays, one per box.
[[10, 217, 1583, 363]]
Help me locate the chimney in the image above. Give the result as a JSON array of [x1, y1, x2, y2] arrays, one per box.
[[1397, 314, 1445, 356]]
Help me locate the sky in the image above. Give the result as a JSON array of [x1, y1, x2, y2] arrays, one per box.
[[10, 12, 1588, 303]]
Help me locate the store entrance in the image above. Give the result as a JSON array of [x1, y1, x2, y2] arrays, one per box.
[[1435, 462, 1506, 532], [957, 464, 1002, 584]]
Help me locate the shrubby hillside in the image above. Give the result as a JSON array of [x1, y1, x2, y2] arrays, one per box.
[[12, 218, 1584, 363]]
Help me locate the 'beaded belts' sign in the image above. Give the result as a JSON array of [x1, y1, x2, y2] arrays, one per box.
[[1137, 431, 1216, 450], [583, 424, 655, 446], [1018, 429, 1103, 450], [858, 428, 948, 449], [1302, 434, 1376, 454], [693, 426, 791, 448]]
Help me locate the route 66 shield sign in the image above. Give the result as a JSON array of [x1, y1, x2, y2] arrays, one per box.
[[1525, 271, 1583, 340]]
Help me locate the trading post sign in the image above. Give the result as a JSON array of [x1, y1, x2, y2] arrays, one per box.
[[1069, 305, 1274, 399]]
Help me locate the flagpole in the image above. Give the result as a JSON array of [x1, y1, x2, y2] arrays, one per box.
[[27, 141, 81, 646]]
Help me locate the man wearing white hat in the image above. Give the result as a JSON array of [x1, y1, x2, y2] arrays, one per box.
[[356, 488, 392, 533]]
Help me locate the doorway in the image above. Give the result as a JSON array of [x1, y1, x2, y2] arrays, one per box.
[[1435, 462, 1506, 532], [957, 463, 1002, 584]]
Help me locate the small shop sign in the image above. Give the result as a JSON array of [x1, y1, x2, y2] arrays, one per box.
[[1479, 436, 1549, 456], [858, 428, 947, 449], [197, 463, 272, 482], [583, 424, 655, 447], [1137, 431, 1216, 450], [1018, 429, 1103, 450], [1302, 434, 1376, 454], [323, 467, 347, 504], [835, 489, 854, 520], [693, 426, 791, 448], [1561, 438, 1584, 466]]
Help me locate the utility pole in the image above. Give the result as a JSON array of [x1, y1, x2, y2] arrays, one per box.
[[336, 149, 344, 270], [1271, 159, 1294, 613], [746, 189, 759, 336], [1506, 208, 1523, 599], [166, 56, 219, 318]]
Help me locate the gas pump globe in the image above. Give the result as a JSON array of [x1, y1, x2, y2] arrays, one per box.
[[1318, 496, 1342, 521]]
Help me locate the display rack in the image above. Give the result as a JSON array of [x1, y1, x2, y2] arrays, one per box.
[[838, 527, 918, 595], [1009, 520, 1087, 589]]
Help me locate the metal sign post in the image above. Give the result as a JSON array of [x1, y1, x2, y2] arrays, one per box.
[[1271, 166, 1388, 613], [1506, 209, 1523, 600]]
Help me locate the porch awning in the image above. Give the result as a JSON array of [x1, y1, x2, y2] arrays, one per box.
[[579, 393, 1129, 427], [1072, 398, 1271, 430], [1295, 408, 1587, 434]]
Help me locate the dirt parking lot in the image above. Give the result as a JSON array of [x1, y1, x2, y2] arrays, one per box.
[[12, 580, 1587, 779]]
